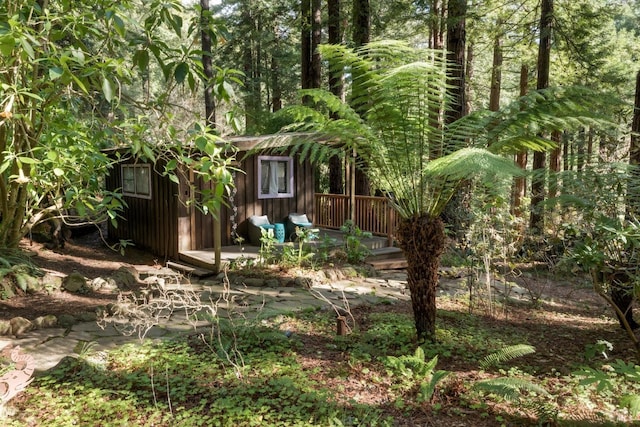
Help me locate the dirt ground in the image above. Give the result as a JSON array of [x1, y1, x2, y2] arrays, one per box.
[[0, 230, 158, 321]]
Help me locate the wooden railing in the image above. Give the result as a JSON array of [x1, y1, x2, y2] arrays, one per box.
[[314, 193, 400, 245]]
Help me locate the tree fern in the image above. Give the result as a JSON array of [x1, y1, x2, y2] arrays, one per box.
[[261, 39, 614, 342], [266, 41, 610, 222], [480, 344, 536, 370]]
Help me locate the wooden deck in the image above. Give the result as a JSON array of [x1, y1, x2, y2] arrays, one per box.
[[177, 228, 399, 273]]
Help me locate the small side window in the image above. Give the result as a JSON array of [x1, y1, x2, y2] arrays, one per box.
[[121, 164, 152, 199]]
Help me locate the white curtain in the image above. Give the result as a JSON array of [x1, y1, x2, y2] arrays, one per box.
[[268, 160, 279, 194]]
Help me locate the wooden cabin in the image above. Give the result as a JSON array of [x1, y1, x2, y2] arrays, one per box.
[[105, 135, 316, 263]]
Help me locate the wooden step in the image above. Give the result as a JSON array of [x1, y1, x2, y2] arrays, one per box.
[[367, 246, 403, 262], [166, 260, 216, 278], [368, 257, 408, 270]]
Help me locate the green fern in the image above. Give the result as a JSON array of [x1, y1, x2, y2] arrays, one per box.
[[384, 347, 449, 403], [620, 394, 640, 417], [480, 344, 536, 370], [473, 377, 549, 402]]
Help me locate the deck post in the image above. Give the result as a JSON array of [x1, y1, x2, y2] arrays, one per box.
[[350, 148, 356, 223], [386, 202, 394, 247], [214, 212, 221, 273]]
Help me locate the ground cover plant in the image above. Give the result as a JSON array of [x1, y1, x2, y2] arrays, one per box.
[[4, 248, 640, 426]]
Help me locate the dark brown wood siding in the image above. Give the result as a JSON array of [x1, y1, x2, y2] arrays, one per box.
[[106, 159, 179, 261], [106, 145, 316, 254]]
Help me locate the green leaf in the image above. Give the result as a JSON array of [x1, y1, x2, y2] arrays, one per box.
[[174, 62, 189, 84], [16, 157, 38, 165], [20, 38, 34, 59], [133, 50, 149, 72], [53, 168, 64, 177], [102, 77, 113, 103], [49, 67, 64, 80], [112, 15, 126, 37], [0, 38, 14, 57]]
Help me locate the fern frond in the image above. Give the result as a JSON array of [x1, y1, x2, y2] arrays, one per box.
[[620, 394, 640, 417], [480, 344, 536, 370], [473, 377, 548, 402]]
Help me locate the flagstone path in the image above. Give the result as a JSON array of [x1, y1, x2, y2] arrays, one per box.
[[0, 268, 531, 374]]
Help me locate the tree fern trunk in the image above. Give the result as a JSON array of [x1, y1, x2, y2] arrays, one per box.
[[397, 215, 445, 342]]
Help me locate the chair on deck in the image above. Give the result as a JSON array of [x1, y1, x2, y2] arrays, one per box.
[[247, 215, 275, 245], [286, 213, 314, 241]]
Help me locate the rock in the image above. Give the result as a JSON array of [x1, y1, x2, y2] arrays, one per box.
[[231, 275, 246, 285], [57, 314, 76, 328], [243, 278, 265, 287], [10, 317, 33, 336], [324, 269, 339, 281], [281, 278, 295, 287], [314, 270, 327, 281], [87, 277, 105, 292], [342, 267, 359, 278], [33, 315, 57, 329], [62, 272, 86, 293], [109, 266, 139, 290], [265, 279, 280, 287], [294, 276, 313, 288], [77, 311, 97, 322], [41, 273, 63, 291], [0, 320, 11, 335]]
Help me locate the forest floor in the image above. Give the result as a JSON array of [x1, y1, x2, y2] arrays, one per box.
[[3, 230, 640, 425]]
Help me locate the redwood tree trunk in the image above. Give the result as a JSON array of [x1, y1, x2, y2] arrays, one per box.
[[352, 0, 371, 195], [429, 0, 445, 49], [445, 0, 467, 125], [328, 0, 344, 194], [627, 70, 640, 216], [200, 0, 215, 126], [512, 64, 528, 218], [311, 0, 322, 88], [489, 28, 502, 113], [352, 0, 370, 47], [530, 0, 553, 233], [397, 215, 445, 342], [301, 0, 312, 91]]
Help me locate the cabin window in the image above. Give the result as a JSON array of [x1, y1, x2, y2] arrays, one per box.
[[257, 156, 294, 199], [121, 164, 152, 199]]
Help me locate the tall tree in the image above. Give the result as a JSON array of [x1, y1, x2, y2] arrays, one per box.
[[429, 0, 445, 49], [352, 0, 371, 46], [301, 0, 322, 91], [352, 0, 371, 195], [628, 70, 640, 217], [201, 0, 216, 126], [488, 23, 502, 113], [328, 0, 345, 194], [446, 0, 468, 124], [511, 65, 529, 219], [530, 0, 553, 233]]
